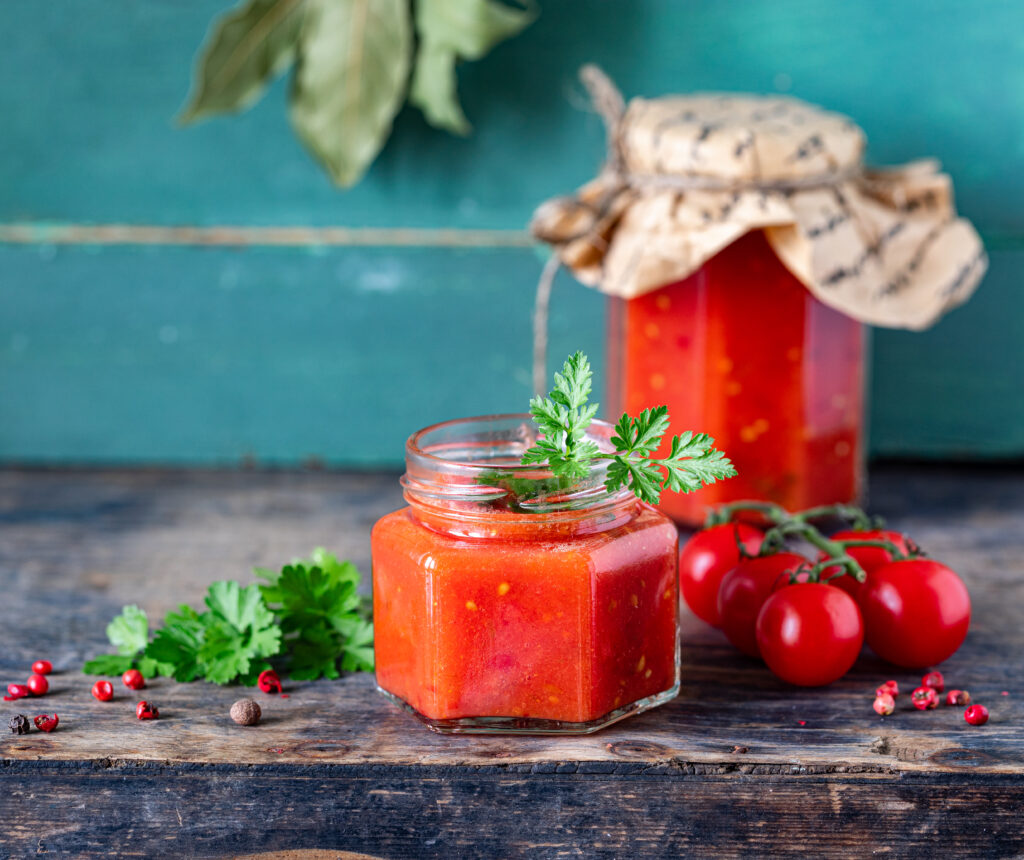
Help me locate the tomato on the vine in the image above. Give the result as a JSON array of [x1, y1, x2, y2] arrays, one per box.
[[756, 583, 864, 686], [679, 523, 764, 627], [717, 552, 807, 658], [819, 529, 913, 600], [859, 559, 970, 668]]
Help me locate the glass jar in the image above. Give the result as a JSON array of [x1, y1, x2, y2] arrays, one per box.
[[607, 230, 866, 526], [371, 415, 680, 734]]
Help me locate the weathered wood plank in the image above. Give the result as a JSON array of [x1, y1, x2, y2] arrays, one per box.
[[1, 669, 1021, 774], [2, 246, 1022, 466], [2, 769, 1023, 858]]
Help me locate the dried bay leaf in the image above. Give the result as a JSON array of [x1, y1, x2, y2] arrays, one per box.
[[180, 0, 306, 123], [411, 0, 536, 134], [289, 0, 412, 187], [410, 43, 469, 135]]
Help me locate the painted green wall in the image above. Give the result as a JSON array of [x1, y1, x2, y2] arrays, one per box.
[[2, 1, 1022, 465]]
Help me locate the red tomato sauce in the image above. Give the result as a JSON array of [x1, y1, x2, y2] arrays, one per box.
[[608, 230, 864, 525], [372, 502, 678, 725]]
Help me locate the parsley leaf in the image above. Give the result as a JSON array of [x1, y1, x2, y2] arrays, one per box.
[[145, 606, 206, 681], [605, 418, 737, 503], [605, 455, 664, 505], [658, 431, 735, 493], [83, 605, 152, 676], [140, 586, 282, 686], [107, 605, 150, 657], [340, 616, 375, 673], [259, 549, 374, 680], [522, 351, 601, 480], [611, 407, 671, 458], [82, 654, 135, 676], [522, 352, 738, 505], [198, 618, 271, 685], [475, 470, 581, 511]]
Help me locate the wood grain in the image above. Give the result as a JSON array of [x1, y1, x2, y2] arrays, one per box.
[[1, 465, 1022, 856]]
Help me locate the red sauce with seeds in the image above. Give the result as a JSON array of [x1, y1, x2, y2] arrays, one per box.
[[372, 499, 678, 725], [608, 231, 864, 525]]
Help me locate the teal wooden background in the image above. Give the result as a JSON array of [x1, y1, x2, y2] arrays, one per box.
[[2, 0, 1022, 466]]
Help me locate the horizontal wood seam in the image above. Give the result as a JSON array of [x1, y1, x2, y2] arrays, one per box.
[[0, 222, 1020, 250], [6, 760, 1022, 780], [0, 222, 533, 249]]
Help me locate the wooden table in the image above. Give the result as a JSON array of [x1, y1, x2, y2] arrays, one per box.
[[1, 466, 1022, 858]]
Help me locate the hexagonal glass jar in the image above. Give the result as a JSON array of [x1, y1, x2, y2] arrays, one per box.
[[371, 415, 680, 734]]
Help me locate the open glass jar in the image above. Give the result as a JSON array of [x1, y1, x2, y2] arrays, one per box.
[[371, 415, 680, 734], [607, 231, 866, 525]]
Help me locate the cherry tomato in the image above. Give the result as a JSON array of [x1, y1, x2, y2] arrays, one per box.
[[860, 559, 970, 668], [717, 552, 808, 657], [819, 529, 913, 600], [679, 523, 764, 627], [756, 583, 864, 686]]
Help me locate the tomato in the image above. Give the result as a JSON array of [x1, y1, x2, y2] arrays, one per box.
[[756, 583, 864, 686], [819, 529, 913, 600], [859, 559, 970, 668], [679, 523, 764, 627], [717, 552, 808, 657]]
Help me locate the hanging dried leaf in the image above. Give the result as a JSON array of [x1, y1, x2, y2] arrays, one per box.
[[179, 0, 306, 124], [410, 44, 469, 135], [289, 0, 412, 187], [410, 0, 536, 135]]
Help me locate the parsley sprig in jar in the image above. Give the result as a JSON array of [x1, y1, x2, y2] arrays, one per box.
[[372, 353, 735, 734]]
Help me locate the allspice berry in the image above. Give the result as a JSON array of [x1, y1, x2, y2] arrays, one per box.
[[230, 698, 261, 726], [8, 714, 31, 735]]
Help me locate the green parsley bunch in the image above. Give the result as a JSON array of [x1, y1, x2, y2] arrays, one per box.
[[83, 549, 373, 685]]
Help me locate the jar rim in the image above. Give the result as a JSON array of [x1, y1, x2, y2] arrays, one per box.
[[402, 413, 631, 514]]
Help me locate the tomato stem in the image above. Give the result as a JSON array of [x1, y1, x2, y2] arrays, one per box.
[[763, 519, 869, 583], [706, 501, 876, 531], [791, 504, 873, 530], [835, 537, 909, 560], [704, 500, 788, 527], [705, 501, 900, 584]]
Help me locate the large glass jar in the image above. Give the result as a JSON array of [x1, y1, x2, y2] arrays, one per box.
[[371, 415, 680, 734], [607, 231, 866, 526]]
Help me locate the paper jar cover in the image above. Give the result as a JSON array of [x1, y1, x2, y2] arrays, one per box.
[[531, 67, 987, 330]]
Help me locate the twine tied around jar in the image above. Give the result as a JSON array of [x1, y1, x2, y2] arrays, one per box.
[[530, 65, 986, 395]]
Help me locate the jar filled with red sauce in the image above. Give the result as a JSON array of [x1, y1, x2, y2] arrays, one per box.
[[371, 415, 679, 734], [607, 230, 865, 526], [532, 75, 985, 528]]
